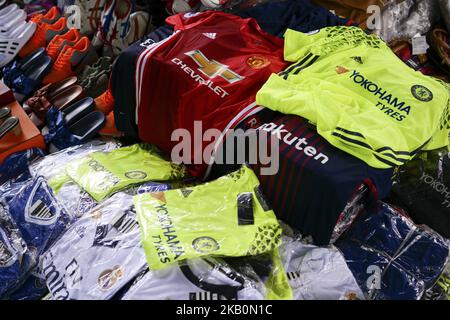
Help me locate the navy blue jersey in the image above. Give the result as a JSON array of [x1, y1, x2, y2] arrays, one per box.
[[111, 25, 173, 137], [210, 109, 394, 245], [336, 202, 449, 300], [236, 0, 351, 38], [7, 177, 72, 255]]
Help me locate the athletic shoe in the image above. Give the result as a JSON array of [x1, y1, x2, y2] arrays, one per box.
[[111, 10, 150, 56], [79, 55, 112, 84], [19, 17, 68, 58], [83, 71, 109, 98], [0, 22, 36, 68], [164, 0, 200, 14], [46, 28, 81, 61], [42, 36, 98, 85], [25, 1, 56, 19], [29, 6, 61, 25], [92, 0, 136, 56], [94, 88, 114, 114]]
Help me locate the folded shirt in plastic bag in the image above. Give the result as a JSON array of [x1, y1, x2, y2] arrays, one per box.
[[121, 258, 267, 300], [121, 248, 292, 300], [0, 148, 44, 185], [29, 140, 120, 219], [377, 0, 440, 43], [40, 192, 151, 300], [279, 236, 365, 300], [0, 204, 35, 297], [388, 147, 450, 238], [4, 176, 72, 256], [336, 202, 450, 300], [65, 144, 187, 202], [135, 165, 282, 270]]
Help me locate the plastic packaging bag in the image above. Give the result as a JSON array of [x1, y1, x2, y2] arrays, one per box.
[[279, 236, 365, 300], [0, 204, 35, 297], [336, 201, 450, 300], [0, 148, 45, 185], [377, 0, 440, 42], [64, 144, 187, 202], [389, 147, 450, 238], [40, 192, 148, 300], [135, 165, 282, 270]]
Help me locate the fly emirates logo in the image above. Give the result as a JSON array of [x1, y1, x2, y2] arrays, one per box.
[[171, 50, 245, 99]]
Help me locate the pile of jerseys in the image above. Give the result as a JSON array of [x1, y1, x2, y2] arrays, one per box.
[[210, 108, 393, 245], [111, 2, 352, 178], [0, 140, 183, 299]]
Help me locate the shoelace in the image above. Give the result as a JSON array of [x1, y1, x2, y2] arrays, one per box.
[[47, 38, 64, 57], [54, 47, 75, 71]]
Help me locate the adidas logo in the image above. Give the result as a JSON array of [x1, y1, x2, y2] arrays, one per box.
[[203, 33, 217, 40]]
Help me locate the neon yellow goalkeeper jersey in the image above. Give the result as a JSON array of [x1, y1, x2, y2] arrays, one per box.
[[256, 27, 450, 168]]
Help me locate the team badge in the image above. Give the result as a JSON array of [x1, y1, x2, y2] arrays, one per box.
[[25, 177, 59, 226], [98, 265, 124, 291], [247, 56, 270, 69], [124, 170, 147, 179], [192, 237, 220, 253], [411, 85, 433, 102]]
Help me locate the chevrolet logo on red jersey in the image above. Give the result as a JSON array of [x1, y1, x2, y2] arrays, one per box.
[[185, 50, 245, 84]]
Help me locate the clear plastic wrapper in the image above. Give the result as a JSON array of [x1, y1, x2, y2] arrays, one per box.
[[121, 249, 291, 300], [336, 201, 450, 300], [121, 258, 268, 300], [330, 184, 371, 243], [29, 139, 120, 180], [279, 236, 365, 300], [40, 192, 148, 300], [134, 165, 282, 270], [64, 144, 187, 202], [0, 148, 45, 185], [0, 204, 35, 297], [29, 140, 121, 219], [389, 147, 450, 238], [44, 107, 82, 151], [2, 176, 72, 256], [377, 0, 440, 42]]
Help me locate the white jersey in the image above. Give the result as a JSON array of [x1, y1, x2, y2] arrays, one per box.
[[40, 192, 147, 300], [279, 237, 364, 300], [121, 258, 266, 300]]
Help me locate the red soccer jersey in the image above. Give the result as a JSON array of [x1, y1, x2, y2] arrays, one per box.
[[135, 11, 287, 178]]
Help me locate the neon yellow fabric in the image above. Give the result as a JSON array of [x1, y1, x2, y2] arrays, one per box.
[[134, 165, 282, 270], [65, 144, 187, 201], [256, 27, 450, 169]]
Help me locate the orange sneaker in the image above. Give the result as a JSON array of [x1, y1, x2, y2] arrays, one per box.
[[94, 88, 115, 115], [19, 17, 68, 58], [100, 111, 124, 137], [42, 36, 98, 84], [30, 6, 61, 25], [46, 28, 81, 61]]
